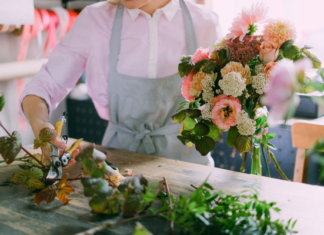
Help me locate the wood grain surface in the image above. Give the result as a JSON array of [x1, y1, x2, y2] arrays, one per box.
[[1, 140, 324, 235]]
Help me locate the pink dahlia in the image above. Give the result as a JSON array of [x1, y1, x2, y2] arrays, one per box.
[[226, 2, 268, 41], [211, 94, 242, 130], [190, 47, 210, 63], [263, 19, 297, 45], [181, 73, 195, 102]]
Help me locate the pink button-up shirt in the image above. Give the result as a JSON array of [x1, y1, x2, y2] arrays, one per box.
[[19, 0, 222, 121]]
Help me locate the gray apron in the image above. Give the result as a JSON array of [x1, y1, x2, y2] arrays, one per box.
[[102, 0, 214, 167]]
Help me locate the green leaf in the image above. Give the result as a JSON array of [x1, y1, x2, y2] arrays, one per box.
[[0, 131, 22, 165], [267, 143, 277, 150], [89, 196, 107, 213], [133, 222, 152, 235], [206, 125, 220, 142], [188, 109, 202, 118], [12, 169, 28, 184], [262, 135, 268, 147], [82, 159, 98, 175], [24, 178, 45, 190], [283, 44, 299, 60], [18, 164, 32, 170], [303, 50, 322, 70], [235, 134, 252, 153], [123, 193, 144, 216], [256, 204, 264, 219], [81, 178, 113, 197], [195, 136, 215, 156], [90, 168, 105, 179], [28, 167, 43, 180], [179, 60, 194, 77], [292, 220, 297, 229], [194, 123, 209, 136], [266, 133, 276, 141], [177, 136, 186, 145], [183, 117, 196, 130], [171, 110, 186, 124], [0, 93, 5, 112], [75, 145, 93, 162], [195, 206, 207, 214], [189, 201, 196, 211], [181, 56, 191, 62], [34, 128, 57, 150], [227, 127, 238, 148], [194, 59, 209, 73], [280, 39, 294, 50]]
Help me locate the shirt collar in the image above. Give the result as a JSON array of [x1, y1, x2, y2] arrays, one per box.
[[126, 0, 179, 22]]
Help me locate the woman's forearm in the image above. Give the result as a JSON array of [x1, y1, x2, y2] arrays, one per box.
[[22, 95, 50, 138]]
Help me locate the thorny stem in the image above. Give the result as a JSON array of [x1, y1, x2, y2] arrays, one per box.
[[163, 177, 174, 235], [74, 214, 160, 235], [269, 151, 289, 181], [0, 123, 45, 168], [68, 173, 83, 184]]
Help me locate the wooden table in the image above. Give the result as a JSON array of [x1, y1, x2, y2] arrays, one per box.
[[1, 141, 324, 235]]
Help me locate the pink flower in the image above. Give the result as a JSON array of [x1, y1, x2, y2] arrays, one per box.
[[226, 3, 268, 41], [259, 41, 279, 62], [254, 107, 269, 139], [190, 47, 210, 63], [263, 19, 297, 45], [211, 94, 242, 130], [181, 73, 195, 102], [263, 59, 313, 126]]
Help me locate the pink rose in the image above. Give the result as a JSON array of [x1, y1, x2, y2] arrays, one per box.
[[181, 73, 195, 102], [190, 47, 210, 63], [254, 107, 269, 139], [259, 41, 279, 63], [211, 94, 242, 130], [263, 61, 276, 78]]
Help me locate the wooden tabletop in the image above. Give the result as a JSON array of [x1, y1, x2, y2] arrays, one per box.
[[1, 141, 324, 235]]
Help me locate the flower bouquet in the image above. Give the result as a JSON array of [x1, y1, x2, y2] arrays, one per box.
[[172, 3, 322, 179]]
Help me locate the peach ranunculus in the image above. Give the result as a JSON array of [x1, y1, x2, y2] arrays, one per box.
[[189, 69, 211, 97], [190, 47, 210, 63], [181, 73, 195, 102], [259, 41, 279, 63], [263, 62, 276, 78], [254, 106, 269, 139], [211, 94, 242, 130]]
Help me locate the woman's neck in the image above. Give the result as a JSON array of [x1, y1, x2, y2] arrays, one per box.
[[140, 0, 172, 16]]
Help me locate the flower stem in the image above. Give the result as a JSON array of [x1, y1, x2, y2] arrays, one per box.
[[240, 152, 248, 173], [261, 144, 271, 177], [269, 151, 289, 181], [0, 123, 45, 168], [251, 148, 257, 175], [256, 148, 262, 176], [163, 177, 174, 235]]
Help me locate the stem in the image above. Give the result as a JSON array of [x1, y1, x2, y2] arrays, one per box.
[[240, 152, 247, 173], [74, 214, 159, 235], [108, 179, 118, 188], [261, 144, 271, 177], [256, 148, 262, 176], [163, 177, 174, 235], [251, 148, 257, 175], [190, 184, 198, 190], [68, 173, 83, 184], [269, 151, 289, 181], [0, 123, 45, 168]]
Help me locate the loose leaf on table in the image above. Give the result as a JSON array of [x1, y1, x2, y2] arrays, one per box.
[[12, 169, 28, 184], [57, 173, 75, 204], [24, 178, 45, 190], [0, 131, 22, 165], [227, 126, 238, 148], [0, 93, 5, 112], [133, 222, 152, 235], [34, 185, 57, 205], [34, 128, 57, 150]]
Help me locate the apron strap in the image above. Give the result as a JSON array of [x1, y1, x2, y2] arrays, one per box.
[[109, 0, 197, 72]]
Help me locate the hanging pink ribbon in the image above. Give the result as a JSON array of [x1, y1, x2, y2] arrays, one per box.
[[51, 7, 69, 41], [43, 11, 59, 58]]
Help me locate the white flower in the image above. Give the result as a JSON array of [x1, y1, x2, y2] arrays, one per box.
[[201, 75, 216, 121], [219, 72, 246, 98], [236, 110, 256, 136], [254, 64, 264, 74], [252, 72, 268, 95]]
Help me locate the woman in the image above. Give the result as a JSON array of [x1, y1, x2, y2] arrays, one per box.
[[20, 0, 222, 167]]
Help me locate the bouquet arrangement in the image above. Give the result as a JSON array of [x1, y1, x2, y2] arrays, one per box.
[[172, 3, 322, 179]]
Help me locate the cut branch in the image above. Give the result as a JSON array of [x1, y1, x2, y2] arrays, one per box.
[[0, 123, 45, 168], [163, 177, 174, 235]]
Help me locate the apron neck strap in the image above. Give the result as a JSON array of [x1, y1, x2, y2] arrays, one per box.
[[109, 0, 197, 72]]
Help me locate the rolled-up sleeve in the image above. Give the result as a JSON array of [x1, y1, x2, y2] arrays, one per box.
[[19, 7, 91, 123]]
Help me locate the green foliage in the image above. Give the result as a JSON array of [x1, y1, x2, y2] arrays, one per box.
[[218, 47, 231, 66], [195, 136, 215, 156], [247, 24, 258, 35], [301, 48, 322, 71], [0, 131, 22, 165], [179, 60, 194, 77], [235, 134, 252, 153], [33, 128, 57, 150], [24, 178, 45, 190], [172, 108, 201, 124], [133, 222, 152, 235], [227, 126, 238, 148], [0, 93, 5, 112]]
